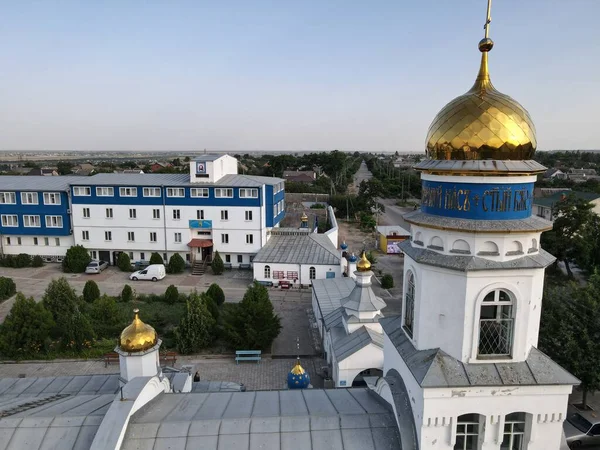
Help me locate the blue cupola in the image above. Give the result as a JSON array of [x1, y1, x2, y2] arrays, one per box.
[[287, 358, 310, 389], [340, 241, 348, 250]]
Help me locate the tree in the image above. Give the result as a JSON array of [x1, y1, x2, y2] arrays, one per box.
[[42, 277, 95, 349], [150, 252, 164, 265], [89, 295, 125, 339], [211, 251, 224, 275], [381, 274, 394, 289], [164, 285, 179, 305], [0, 293, 55, 358], [541, 194, 594, 277], [539, 273, 600, 409], [31, 255, 44, 267], [222, 282, 281, 350], [56, 161, 74, 175], [168, 253, 186, 274], [121, 284, 134, 302], [175, 292, 216, 354], [117, 252, 132, 272], [205, 295, 219, 321], [62, 245, 91, 273], [82, 280, 101, 303], [206, 283, 225, 307], [0, 277, 16, 301]]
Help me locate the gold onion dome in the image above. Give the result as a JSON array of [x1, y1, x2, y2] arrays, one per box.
[[119, 309, 157, 352], [290, 360, 306, 375], [301, 212, 308, 221], [425, 24, 536, 161], [357, 252, 371, 272]]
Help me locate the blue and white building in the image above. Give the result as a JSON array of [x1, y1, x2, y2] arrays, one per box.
[[0, 154, 285, 266]]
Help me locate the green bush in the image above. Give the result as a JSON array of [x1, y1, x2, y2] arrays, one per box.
[[0, 277, 17, 301], [164, 285, 179, 305], [175, 292, 216, 354], [62, 245, 91, 273], [0, 293, 55, 358], [381, 274, 394, 289], [0, 255, 15, 268], [31, 255, 44, 267], [168, 253, 186, 274], [211, 251, 224, 275], [205, 294, 219, 321], [83, 280, 101, 303], [366, 251, 378, 265], [117, 252, 131, 272], [89, 295, 126, 339], [15, 253, 31, 268], [150, 252, 164, 265], [206, 283, 225, 307], [121, 284, 134, 303]]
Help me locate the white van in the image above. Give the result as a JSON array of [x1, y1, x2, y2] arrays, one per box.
[[129, 264, 166, 282]]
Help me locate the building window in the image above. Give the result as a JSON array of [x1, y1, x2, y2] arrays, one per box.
[[239, 188, 258, 198], [73, 187, 91, 196], [128, 232, 135, 242], [501, 412, 526, 450], [174, 233, 182, 243], [140, 252, 146, 260], [0, 192, 16, 204], [245, 211, 253, 221], [44, 237, 49, 246], [143, 187, 161, 197], [96, 187, 114, 196], [105, 231, 112, 241], [33, 237, 38, 246], [5, 237, 10, 245], [1, 215, 18, 227], [215, 188, 233, 198], [225, 254, 231, 263], [150, 232, 157, 242], [246, 234, 253, 244], [23, 215, 41, 227], [478, 289, 514, 357], [21, 192, 38, 204], [167, 187, 185, 197], [17, 237, 22, 245], [173, 209, 181, 220], [309, 267, 316, 280], [129, 209, 137, 219], [221, 234, 229, 244], [197, 210, 204, 220], [153, 209, 160, 219], [55, 238, 60, 246], [237, 255, 243, 263], [129, 252, 134, 259], [403, 271, 415, 338], [220, 210, 228, 221], [191, 188, 209, 198], [83, 208, 90, 218], [43, 192, 61, 204], [45, 216, 62, 228], [119, 187, 137, 197], [82, 230, 89, 241], [90, 251, 98, 260], [106, 208, 113, 218], [455, 414, 483, 450], [264, 265, 271, 278]]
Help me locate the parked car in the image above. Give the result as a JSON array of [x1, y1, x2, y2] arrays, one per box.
[[85, 260, 109, 274], [131, 260, 150, 271], [129, 264, 166, 282], [564, 408, 600, 448]]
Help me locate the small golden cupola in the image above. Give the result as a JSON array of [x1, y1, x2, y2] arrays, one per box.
[[356, 251, 371, 272], [425, 0, 536, 161], [119, 309, 157, 352]]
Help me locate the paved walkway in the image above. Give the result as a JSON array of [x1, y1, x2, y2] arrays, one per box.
[[0, 356, 326, 391]]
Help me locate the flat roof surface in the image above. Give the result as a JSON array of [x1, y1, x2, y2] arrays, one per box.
[[122, 388, 401, 450], [253, 233, 340, 265], [0, 176, 83, 191], [311, 278, 355, 317]]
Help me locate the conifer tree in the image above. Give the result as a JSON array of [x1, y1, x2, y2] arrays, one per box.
[[82, 280, 101, 303], [150, 252, 164, 265], [175, 292, 215, 354], [211, 251, 224, 275], [206, 283, 225, 307]]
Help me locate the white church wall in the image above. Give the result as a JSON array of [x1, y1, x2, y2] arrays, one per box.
[[336, 343, 383, 387], [253, 262, 341, 286]]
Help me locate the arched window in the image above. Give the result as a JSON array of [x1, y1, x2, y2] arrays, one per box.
[[309, 267, 316, 280], [264, 265, 271, 279], [478, 289, 514, 357], [501, 412, 527, 449], [455, 413, 484, 450], [403, 271, 415, 338]]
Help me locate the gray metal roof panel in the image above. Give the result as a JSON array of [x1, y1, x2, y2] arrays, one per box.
[[414, 159, 546, 173], [323, 307, 345, 330], [332, 326, 383, 362], [341, 284, 387, 312], [0, 175, 83, 191], [382, 315, 580, 388], [252, 234, 340, 265], [312, 278, 355, 317], [401, 240, 556, 273], [193, 154, 228, 161]]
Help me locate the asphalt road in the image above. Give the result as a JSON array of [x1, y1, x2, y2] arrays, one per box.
[[377, 198, 413, 231]]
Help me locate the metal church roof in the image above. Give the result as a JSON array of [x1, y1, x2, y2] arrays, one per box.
[[253, 233, 340, 265]]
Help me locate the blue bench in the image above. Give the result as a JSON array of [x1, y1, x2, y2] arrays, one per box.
[[256, 280, 273, 287], [235, 350, 261, 365]]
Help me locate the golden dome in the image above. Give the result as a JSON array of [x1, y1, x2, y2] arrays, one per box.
[[426, 19, 536, 161], [290, 360, 306, 375], [301, 212, 308, 221], [356, 251, 371, 272], [119, 309, 157, 353]]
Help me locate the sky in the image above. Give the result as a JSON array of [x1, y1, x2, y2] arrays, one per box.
[[1, 0, 599, 153]]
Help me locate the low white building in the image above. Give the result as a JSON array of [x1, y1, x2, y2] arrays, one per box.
[[312, 253, 387, 387]]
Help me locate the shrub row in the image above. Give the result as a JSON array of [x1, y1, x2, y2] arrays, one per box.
[[0, 254, 44, 268]]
